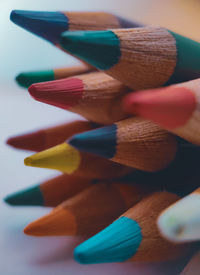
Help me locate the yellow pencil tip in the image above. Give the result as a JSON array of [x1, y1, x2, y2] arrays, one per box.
[[23, 143, 81, 173], [24, 157, 33, 166]]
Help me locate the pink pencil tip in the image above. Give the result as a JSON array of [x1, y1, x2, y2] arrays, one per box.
[[123, 86, 196, 129], [28, 78, 84, 110]]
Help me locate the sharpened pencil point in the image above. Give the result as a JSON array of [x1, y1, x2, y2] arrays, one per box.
[[60, 30, 120, 70], [24, 143, 81, 174], [24, 157, 33, 166], [4, 185, 44, 206], [6, 131, 45, 152], [69, 124, 117, 159], [24, 208, 76, 236], [74, 216, 142, 264], [28, 78, 84, 110], [123, 86, 196, 129], [10, 10, 69, 44], [16, 70, 54, 88]]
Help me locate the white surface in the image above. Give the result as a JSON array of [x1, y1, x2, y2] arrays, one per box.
[[0, 0, 191, 274]]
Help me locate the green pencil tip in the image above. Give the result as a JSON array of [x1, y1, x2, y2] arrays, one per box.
[[4, 185, 44, 206], [60, 30, 120, 70], [74, 216, 142, 264], [16, 70, 55, 88]]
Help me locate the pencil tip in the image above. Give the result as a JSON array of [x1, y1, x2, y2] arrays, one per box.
[[16, 70, 54, 88], [123, 86, 196, 129], [6, 131, 45, 152], [10, 10, 69, 44], [24, 157, 33, 166], [28, 78, 84, 110], [60, 30, 120, 70], [24, 208, 76, 236], [24, 143, 80, 174], [74, 216, 142, 264], [69, 124, 117, 159], [4, 185, 44, 206]]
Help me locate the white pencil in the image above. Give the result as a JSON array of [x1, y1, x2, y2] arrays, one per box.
[[158, 187, 200, 242]]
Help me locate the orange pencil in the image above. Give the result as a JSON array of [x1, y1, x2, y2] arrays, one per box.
[[24, 181, 151, 236], [4, 174, 94, 207], [7, 120, 97, 152], [124, 78, 200, 146]]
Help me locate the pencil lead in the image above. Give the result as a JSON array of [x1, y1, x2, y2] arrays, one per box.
[[28, 78, 83, 109], [69, 125, 117, 159], [60, 30, 120, 70], [6, 131, 45, 151], [10, 10, 69, 44], [74, 216, 142, 264], [16, 70, 54, 88], [24, 143, 80, 174], [4, 185, 44, 206], [24, 208, 76, 236]]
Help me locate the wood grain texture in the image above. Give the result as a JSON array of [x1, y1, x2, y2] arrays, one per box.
[[114, 117, 177, 172], [65, 12, 121, 30], [123, 192, 191, 262], [69, 72, 130, 124], [108, 27, 177, 89]]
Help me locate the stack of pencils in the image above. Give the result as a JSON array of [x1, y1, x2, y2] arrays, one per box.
[[6, 9, 200, 272]]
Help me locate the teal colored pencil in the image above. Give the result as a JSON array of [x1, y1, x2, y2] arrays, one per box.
[[74, 191, 191, 264], [60, 26, 200, 89], [16, 65, 92, 88]]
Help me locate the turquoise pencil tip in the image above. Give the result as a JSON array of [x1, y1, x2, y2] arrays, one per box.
[[4, 185, 44, 206], [60, 30, 120, 70], [74, 216, 142, 264]]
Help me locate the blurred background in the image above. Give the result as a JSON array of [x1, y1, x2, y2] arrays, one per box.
[[1, 0, 200, 274]]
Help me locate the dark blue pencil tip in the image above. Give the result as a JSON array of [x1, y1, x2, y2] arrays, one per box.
[[10, 10, 69, 44], [69, 124, 117, 159], [74, 216, 142, 264]]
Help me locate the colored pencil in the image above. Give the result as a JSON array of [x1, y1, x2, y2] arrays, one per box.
[[24, 142, 132, 178], [60, 27, 200, 90], [23, 182, 151, 236], [7, 120, 97, 152], [74, 191, 191, 264], [181, 251, 200, 275], [4, 174, 94, 207], [123, 78, 200, 146], [28, 71, 130, 125], [16, 65, 92, 88], [158, 187, 200, 243], [69, 117, 178, 172], [10, 10, 142, 51]]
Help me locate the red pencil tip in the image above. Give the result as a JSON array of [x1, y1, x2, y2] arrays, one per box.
[[28, 78, 84, 110], [123, 86, 196, 129], [6, 131, 45, 152]]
